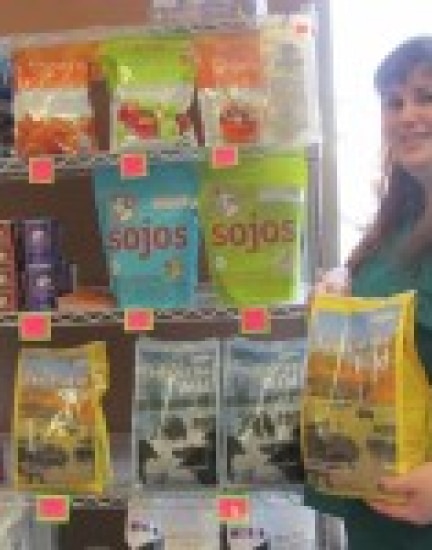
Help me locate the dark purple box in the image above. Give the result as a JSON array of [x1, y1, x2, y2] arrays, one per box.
[[23, 263, 57, 311], [20, 218, 62, 264]]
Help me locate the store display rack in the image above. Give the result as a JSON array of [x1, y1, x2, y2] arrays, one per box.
[[0, 5, 345, 548], [0, 304, 305, 327], [0, 149, 201, 178], [0, 144, 316, 178], [0, 491, 127, 511]]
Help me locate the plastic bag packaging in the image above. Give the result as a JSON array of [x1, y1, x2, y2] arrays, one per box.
[[195, 29, 266, 147], [13, 341, 110, 494], [302, 291, 429, 500], [92, 163, 199, 309], [101, 36, 197, 150], [14, 44, 99, 90], [199, 152, 308, 306], [260, 13, 321, 147], [223, 338, 306, 486], [126, 492, 219, 550], [133, 338, 219, 488], [14, 44, 98, 157], [221, 492, 316, 550], [0, 495, 30, 550]]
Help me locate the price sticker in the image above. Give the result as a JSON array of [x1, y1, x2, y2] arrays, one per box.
[[36, 495, 70, 523], [240, 307, 270, 334], [124, 308, 154, 332], [218, 495, 250, 524], [290, 14, 314, 38], [120, 153, 147, 179], [19, 312, 52, 341], [29, 157, 55, 185], [211, 146, 239, 169]]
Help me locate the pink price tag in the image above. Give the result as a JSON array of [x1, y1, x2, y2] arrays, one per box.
[[29, 157, 55, 184], [240, 307, 270, 334], [19, 312, 52, 341], [120, 153, 147, 179], [36, 495, 70, 523], [211, 146, 239, 169], [218, 496, 250, 524], [124, 308, 154, 332], [290, 14, 314, 38]]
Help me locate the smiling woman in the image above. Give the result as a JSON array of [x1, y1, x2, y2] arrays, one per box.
[[380, 62, 432, 180], [308, 30, 432, 550]]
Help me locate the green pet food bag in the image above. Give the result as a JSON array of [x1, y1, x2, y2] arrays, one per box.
[[199, 152, 308, 306], [102, 35, 196, 150]]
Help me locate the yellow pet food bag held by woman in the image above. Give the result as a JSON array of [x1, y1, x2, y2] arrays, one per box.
[[302, 291, 428, 500]]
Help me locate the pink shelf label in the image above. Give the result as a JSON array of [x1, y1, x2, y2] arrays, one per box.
[[124, 308, 154, 332], [120, 153, 147, 179], [29, 157, 55, 184], [240, 307, 270, 334], [290, 14, 314, 38], [211, 146, 238, 169], [36, 495, 70, 523], [218, 496, 250, 524], [19, 313, 52, 341]]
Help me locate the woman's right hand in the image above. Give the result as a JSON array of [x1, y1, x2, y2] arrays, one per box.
[[308, 266, 352, 308], [315, 266, 352, 295]]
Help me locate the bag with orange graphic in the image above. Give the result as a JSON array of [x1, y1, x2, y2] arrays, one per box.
[[302, 291, 428, 500], [13, 342, 110, 494], [14, 44, 99, 157]]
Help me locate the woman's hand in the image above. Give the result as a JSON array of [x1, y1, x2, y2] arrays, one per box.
[[368, 463, 432, 525], [310, 266, 351, 302]]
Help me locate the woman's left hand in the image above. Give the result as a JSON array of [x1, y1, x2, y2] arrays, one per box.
[[368, 463, 432, 525]]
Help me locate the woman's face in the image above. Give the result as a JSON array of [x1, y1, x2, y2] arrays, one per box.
[[382, 64, 432, 180]]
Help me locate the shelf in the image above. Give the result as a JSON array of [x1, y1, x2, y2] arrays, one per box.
[[1, 304, 305, 327], [2, 18, 267, 49], [0, 486, 305, 511], [0, 492, 125, 511], [72, 494, 127, 510], [0, 149, 202, 178], [0, 144, 321, 178]]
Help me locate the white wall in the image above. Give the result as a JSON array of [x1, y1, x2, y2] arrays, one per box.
[[331, 0, 432, 261]]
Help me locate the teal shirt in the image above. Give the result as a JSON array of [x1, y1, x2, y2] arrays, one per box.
[[305, 233, 432, 549]]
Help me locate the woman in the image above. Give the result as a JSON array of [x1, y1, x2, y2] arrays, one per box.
[[306, 36, 432, 549]]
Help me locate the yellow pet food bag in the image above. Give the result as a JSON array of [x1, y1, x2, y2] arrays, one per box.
[[13, 341, 110, 494], [302, 291, 428, 499]]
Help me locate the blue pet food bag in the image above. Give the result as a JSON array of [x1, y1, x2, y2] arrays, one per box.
[[93, 162, 199, 309]]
